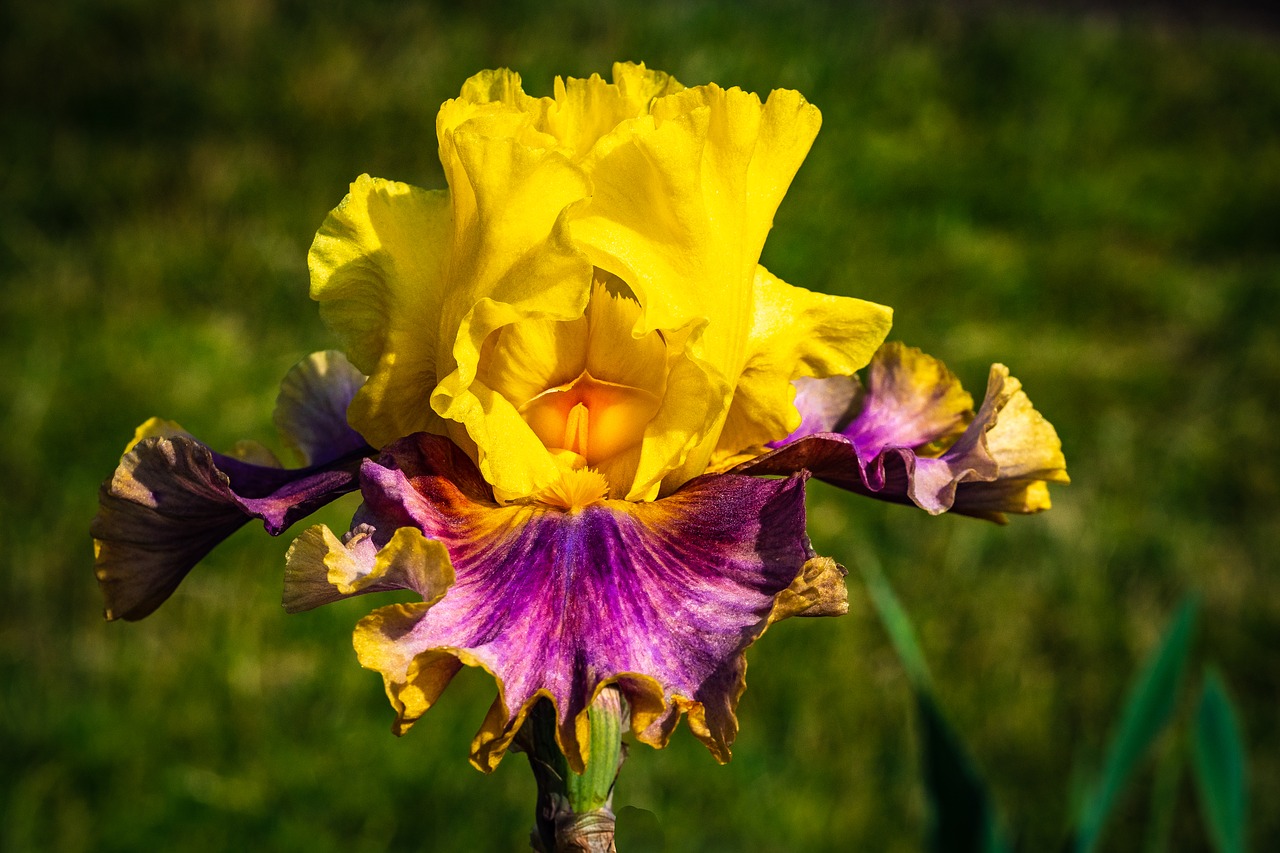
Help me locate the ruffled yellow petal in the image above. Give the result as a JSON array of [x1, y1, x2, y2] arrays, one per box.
[[282, 523, 455, 613], [983, 371, 1070, 484], [470, 693, 533, 773], [569, 83, 832, 489], [308, 176, 452, 447], [767, 556, 849, 625], [429, 83, 595, 500], [353, 604, 464, 737], [310, 67, 893, 503], [946, 367, 1068, 519], [545, 63, 685, 161], [360, 528, 453, 598], [452, 63, 684, 164], [573, 84, 819, 357]]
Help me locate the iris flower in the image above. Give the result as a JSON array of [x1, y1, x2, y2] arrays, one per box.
[[93, 63, 1066, 776]]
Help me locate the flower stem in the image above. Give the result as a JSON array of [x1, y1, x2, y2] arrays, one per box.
[[520, 687, 627, 852]]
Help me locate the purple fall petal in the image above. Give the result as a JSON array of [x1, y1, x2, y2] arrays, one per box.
[[93, 352, 375, 621], [348, 434, 817, 772]]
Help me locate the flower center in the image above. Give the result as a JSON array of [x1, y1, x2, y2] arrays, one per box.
[[476, 272, 671, 500], [520, 371, 662, 467]]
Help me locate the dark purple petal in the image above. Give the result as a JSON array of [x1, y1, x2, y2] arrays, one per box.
[[346, 433, 818, 772], [738, 430, 997, 516], [92, 435, 369, 621], [273, 350, 370, 466], [93, 350, 375, 621]]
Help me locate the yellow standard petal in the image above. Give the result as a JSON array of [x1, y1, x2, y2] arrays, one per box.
[[310, 66, 893, 503], [453, 63, 684, 164], [569, 81, 863, 491], [429, 77, 596, 501], [572, 85, 822, 357]]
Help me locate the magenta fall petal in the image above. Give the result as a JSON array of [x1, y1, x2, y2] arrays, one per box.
[[311, 434, 819, 772]]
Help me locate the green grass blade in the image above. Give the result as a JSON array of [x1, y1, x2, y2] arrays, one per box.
[[1142, 736, 1183, 853], [857, 556, 932, 690], [1073, 599, 1198, 853], [859, 558, 1010, 853], [1191, 670, 1248, 853], [918, 693, 1013, 853]]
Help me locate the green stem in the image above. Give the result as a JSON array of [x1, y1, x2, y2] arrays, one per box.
[[519, 687, 627, 852]]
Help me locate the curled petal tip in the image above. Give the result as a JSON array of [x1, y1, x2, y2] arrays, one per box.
[[738, 343, 1067, 520], [283, 522, 454, 613]]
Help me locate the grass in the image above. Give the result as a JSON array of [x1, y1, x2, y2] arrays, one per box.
[[2, 1, 1278, 849]]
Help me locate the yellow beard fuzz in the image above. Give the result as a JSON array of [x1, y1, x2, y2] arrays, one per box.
[[537, 467, 610, 511]]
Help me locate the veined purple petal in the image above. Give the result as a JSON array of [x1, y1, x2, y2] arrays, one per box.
[[838, 342, 972, 456], [93, 353, 374, 622], [773, 374, 860, 446], [739, 343, 1067, 521], [339, 433, 824, 773], [92, 436, 369, 621]]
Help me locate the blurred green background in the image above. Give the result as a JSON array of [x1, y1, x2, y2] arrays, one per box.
[[3, 1, 1277, 850]]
